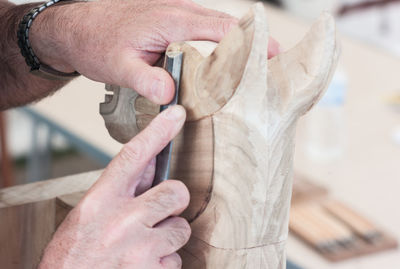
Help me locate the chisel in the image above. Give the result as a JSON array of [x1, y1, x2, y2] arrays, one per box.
[[152, 51, 183, 186]]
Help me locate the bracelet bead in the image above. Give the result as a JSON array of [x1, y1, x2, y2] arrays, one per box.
[[17, 0, 80, 80]]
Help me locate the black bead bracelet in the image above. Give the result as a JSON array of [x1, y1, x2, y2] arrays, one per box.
[[17, 0, 80, 80]]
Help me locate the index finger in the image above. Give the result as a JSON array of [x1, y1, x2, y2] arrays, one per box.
[[95, 105, 186, 196]]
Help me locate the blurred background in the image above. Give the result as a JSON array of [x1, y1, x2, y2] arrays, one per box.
[[3, 0, 399, 185], [1, 0, 400, 268]]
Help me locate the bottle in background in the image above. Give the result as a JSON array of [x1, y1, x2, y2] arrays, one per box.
[[281, 0, 337, 20], [305, 69, 347, 163]]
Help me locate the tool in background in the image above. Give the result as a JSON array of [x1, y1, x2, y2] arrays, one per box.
[[290, 175, 398, 262], [152, 51, 183, 187]]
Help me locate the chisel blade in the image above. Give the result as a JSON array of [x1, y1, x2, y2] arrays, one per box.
[[152, 51, 183, 186]]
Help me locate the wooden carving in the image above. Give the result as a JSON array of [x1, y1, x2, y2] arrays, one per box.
[[100, 3, 339, 268]]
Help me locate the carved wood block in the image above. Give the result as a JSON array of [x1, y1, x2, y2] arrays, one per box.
[[100, 3, 339, 268]]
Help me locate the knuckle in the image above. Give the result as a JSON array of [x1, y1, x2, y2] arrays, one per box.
[[122, 65, 145, 95], [171, 180, 191, 207], [174, 217, 192, 239], [142, 188, 171, 213], [120, 136, 147, 163], [167, 229, 190, 248], [75, 192, 101, 219], [161, 180, 190, 209], [147, 120, 170, 145], [166, 218, 191, 247], [168, 253, 183, 268], [211, 18, 235, 37], [220, 19, 232, 35], [142, 181, 190, 215]]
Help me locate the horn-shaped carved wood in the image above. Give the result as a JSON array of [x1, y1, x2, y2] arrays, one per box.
[[100, 3, 339, 268]]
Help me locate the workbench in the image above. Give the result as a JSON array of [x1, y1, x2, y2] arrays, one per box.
[[25, 0, 400, 268]]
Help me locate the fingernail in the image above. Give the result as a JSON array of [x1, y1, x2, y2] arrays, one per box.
[[164, 106, 185, 121], [151, 79, 165, 102]]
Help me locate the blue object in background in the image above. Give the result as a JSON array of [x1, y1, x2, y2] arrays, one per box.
[[287, 260, 304, 269]]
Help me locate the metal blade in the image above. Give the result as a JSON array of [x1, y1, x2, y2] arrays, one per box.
[[153, 51, 183, 186]]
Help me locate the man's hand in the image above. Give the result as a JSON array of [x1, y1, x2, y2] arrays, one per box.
[[1, 0, 280, 109], [39, 105, 190, 269], [30, 0, 281, 105]]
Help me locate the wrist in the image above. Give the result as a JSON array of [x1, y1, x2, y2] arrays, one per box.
[[29, 1, 87, 74]]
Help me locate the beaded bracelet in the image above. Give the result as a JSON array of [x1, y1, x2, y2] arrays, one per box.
[[17, 0, 80, 80]]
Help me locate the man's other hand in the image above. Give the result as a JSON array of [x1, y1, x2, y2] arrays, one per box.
[[30, 0, 281, 105], [39, 105, 190, 269]]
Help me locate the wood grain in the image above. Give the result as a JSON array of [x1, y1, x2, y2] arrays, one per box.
[[0, 200, 56, 269], [0, 170, 101, 208], [0, 171, 100, 268], [181, 5, 337, 267], [170, 118, 214, 222]]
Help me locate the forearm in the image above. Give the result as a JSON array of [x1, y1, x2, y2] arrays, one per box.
[[0, 1, 74, 110]]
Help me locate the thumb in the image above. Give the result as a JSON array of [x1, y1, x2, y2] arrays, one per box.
[[118, 57, 175, 104], [95, 105, 186, 196]]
